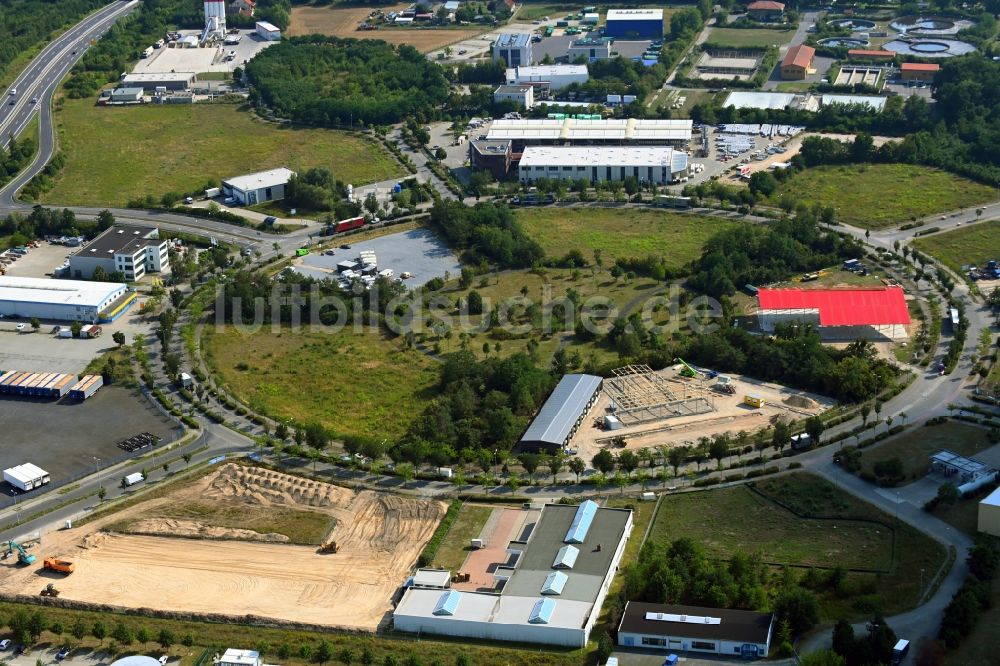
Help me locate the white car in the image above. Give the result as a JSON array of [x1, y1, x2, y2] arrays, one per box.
[[0, 639, 10, 650], [158, 657, 169, 665], [14, 323, 25, 331]]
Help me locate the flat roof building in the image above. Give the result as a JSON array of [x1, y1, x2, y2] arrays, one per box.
[[617, 602, 774, 658], [493, 33, 532, 67], [724, 91, 797, 110], [222, 167, 296, 206], [780, 44, 815, 80], [109, 87, 144, 103], [494, 84, 534, 109], [756, 287, 910, 340], [216, 650, 261, 666], [516, 374, 602, 453], [469, 139, 513, 180], [0, 276, 129, 323], [506, 64, 589, 93], [70, 224, 170, 282], [848, 49, 896, 61], [519, 146, 689, 188], [121, 72, 196, 90], [394, 501, 633, 647], [605, 9, 663, 39], [821, 94, 887, 111], [487, 117, 693, 147], [568, 37, 612, 62], [255, 20, 281, 40]]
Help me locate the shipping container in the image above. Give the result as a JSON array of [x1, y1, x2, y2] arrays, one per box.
[[4, 463, 50, 491], [49, 375, 76, 398], [68, 374, 103, 400], [335, 216, 365, 233]]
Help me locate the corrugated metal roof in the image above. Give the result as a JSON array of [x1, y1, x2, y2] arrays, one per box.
[[518, 374, 602, 447], [901, 62, 940, 71], [757, 287, 910, 326]]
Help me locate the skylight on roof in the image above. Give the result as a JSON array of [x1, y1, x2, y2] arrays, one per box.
[[541, 571, 568, 595], [564, 500, 598, 543], [553, 545, 579, 569], [528, 598, 556, 624], [432, 590, 461, 616]]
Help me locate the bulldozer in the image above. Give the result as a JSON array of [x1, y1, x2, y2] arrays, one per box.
[[318, 541, 339, 554], [40, 583, 59, 597]]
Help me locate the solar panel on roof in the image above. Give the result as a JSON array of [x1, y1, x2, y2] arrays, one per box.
[[564, 500, 598, 543], [541, 570, 568, 595], [432, 590, 461, 616], [528, 598, 556, 624]]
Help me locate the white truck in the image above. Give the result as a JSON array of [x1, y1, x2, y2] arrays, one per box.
[[123, 472, 144, 487]]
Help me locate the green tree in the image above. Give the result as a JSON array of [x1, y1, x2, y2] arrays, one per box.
[[709, 436, 729, 469], [158, 628, 174, 649], [617, 449, 639, 478], [316, 639, 334, 664], [136, 627, 151, 648], [592, 449, 615, 475], [71, 618, 87, 641], [111, 621, 133, 646], [97, 486, 106, 502], [568, 456, 585, 483], [773, 587, 820, 635]]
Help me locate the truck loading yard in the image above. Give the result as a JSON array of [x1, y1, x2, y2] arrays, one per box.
[[0, 464, 446, 629]]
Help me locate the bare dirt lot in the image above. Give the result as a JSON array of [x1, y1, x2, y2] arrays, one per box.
[[0, 464, 446, 630], [288, 5, 485, 52], [572, 366, 833, 465]]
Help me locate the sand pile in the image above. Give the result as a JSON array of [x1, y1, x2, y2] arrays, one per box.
[[126, 518, 290, 543], [206, 463, 354, 509], [785, 394, 819, 409]]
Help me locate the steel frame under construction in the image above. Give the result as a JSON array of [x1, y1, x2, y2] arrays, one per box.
[[605, 364, 714, 427]]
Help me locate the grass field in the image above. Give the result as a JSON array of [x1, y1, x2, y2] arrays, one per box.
[[203, 326, 439, 440], [650, 474, 946, 616], [770, 164, 997, 230], [861, 421, 993, 480], [706, 27, 795, 48], [431, 503, 494, 573], [516, 208, 736, 267], [912, 219, 1000, 276], [44, 99, 404, 206], [288, 5, 485, 52], [106, 501, 336, 545]]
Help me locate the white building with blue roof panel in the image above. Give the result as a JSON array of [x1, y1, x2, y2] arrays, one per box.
[[393, 501, 633, 647]]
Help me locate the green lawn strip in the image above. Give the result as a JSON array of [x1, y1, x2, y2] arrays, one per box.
[[706, 27, 795, 48], [771, 164, 996, 230], [0, 602, 585, 666], [860, 421, 992, 480], [516, 207, 737, 267], [911, 219, 1000, 276], [429, 503, 494, 573], [44, 99, 404, 207], [203, 326, 439, 441]]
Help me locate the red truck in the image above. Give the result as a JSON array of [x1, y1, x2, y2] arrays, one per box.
[[335, 216, 365, 234]]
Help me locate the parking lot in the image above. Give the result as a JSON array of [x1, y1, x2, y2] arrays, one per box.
[[0, 386, 179, 503], [292, 227, 461, 288], [1, 242, 74, 278], [131, 29, 275, 74]]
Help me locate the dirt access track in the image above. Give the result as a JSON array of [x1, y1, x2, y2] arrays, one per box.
[[288, 5, 485, 53], [0, 464, 446, 630]]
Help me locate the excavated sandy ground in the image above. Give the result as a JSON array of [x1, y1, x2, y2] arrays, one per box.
[[0, 464, 446, 630]]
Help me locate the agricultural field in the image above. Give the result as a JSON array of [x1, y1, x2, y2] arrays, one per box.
[[912, 219, 1000, 276], [860, 421, 993, 480], [770, 164, 996, 230], [44, 99, 404, 206], [288, 5, 485, 52], [516, 208, 736, 267], [0, 463, 446, 630], [203, 326, 439, 440], [706, 27, 795, 48], [650, 473, 946, 616]]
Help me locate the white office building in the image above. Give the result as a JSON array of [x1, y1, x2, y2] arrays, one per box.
[[493, 33, 532, 67], [518, 146, 689, 185], [486, 117, 693, 146], [505, 65, 589, 92], [69, 225, 170, 282], [255, 21, 281, 40], [493, 85, 534, 108], [222, 167, 296, 205], [568, 38, 612, 62], [0, 277, 128, 322]]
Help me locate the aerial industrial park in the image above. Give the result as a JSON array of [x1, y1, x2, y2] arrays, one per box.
[[0, 0, 999, 664]]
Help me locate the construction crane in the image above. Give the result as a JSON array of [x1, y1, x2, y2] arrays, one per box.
[[8, 540, 36, 565], [674, 357, 704, 379]]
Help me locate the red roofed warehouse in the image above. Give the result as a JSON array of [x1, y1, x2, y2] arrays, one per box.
[[780, 44, 815, 80], [747, 0, 785, 21], [847, 49, 896, 62], [901, 62, 940, 83], [756, 287, 910, 340]]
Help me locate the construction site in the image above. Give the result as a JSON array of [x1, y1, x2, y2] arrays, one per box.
[[572, 362, 832, 464], [0, 463, 446, 630]]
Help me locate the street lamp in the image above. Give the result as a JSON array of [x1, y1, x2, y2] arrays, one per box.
[[93, 456, 103, 490]]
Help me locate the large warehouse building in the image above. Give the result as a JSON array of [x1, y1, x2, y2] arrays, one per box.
[[222, 167, 296, 205], [394, 501, 633, 647], [69, 224, 170, 281], [516, 374, 602, 453], [0, 276, 129, 323], [121, 72, 196, 91], [605, 9, 663, 39], [486, 117, 693, 149], [493, 33, 532, 67], [617, 602, 774, 658], [518, 146, 689, 187], [505, 64, 589, 93], [756, 287, 910, 340]]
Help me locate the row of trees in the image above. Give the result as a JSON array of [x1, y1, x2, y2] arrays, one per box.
[[6, 608, 189, 650], [0, 133, 39, 192], [1, 206, 115, 249]]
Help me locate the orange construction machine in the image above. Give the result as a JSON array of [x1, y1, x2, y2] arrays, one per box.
[[43, 557, 75, 574]]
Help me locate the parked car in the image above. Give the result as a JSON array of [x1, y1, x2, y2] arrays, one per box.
[[158, 656, 169, 665], [56, 647, 71, 660], [264, 215, 277, 226], [0, 639, 11, 650]]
